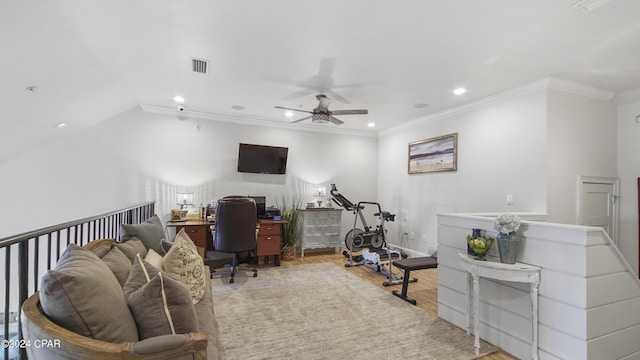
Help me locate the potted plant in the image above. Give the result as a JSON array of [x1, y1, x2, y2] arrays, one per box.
[[277, 197, 302, 260]]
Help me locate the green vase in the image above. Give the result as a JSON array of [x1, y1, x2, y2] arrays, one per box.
[[497, 232, 519, 264]]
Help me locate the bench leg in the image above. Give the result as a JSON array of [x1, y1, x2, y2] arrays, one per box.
[[392, 269, 417, 305]]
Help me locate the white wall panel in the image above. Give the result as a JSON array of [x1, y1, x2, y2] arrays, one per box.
[[587, 297, 640, 339], [586, 272, 640, 307], [438, 213, 640, 360]]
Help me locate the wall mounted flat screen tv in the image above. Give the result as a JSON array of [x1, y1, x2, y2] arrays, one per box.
[[237, 143, 288, 174]]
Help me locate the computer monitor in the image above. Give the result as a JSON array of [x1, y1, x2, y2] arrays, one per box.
[[249, 196, 266, 218]]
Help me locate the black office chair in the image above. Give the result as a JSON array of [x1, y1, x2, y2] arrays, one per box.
[[211, 196, 258, 283]]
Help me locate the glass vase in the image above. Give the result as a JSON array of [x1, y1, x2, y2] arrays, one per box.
[[467, 229, 481, 256], [497, 232, 519, 264]]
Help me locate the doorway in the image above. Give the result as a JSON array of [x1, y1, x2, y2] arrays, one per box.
[[576, 175, 619, 246]]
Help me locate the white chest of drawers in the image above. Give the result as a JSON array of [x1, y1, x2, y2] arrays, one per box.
[[298, 208, 342, 256]]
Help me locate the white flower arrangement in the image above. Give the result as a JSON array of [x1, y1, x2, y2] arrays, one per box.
[[494, 213, 521, 234]]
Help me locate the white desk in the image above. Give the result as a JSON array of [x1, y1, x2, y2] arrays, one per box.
[[458, 253, 541, 360]]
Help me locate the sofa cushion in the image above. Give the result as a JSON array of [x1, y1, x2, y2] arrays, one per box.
[[127, 272, 199, 339], [163, 229, 206, 304], [39, 244, 139, 343], [92, 243, 112, 258], [194, 273, 220, 360], [100, 246, 132, 286], [121, 215, 166, 254], [115, 238, 148, 262]]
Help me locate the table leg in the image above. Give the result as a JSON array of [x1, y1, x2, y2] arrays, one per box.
[[473, 272, 480, 356], [465, 272, 471, 335], [531, 282, 539, 360]]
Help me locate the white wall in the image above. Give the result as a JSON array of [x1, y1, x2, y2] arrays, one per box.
[[616, 92, 640, 276], [0, 106, 378, 239], [377, 90, 548, 256], [546, 89, 618, 225]]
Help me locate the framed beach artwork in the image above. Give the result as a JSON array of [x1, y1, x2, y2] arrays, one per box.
[[408, 133, 458, 174]]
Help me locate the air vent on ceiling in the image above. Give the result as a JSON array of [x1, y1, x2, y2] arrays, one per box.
[[191, 58, 209, 74], [571, 0, 612, 13]]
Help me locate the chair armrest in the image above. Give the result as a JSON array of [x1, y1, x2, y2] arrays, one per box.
[[22, 293, 208, 360], [124, 332, 208, 359]]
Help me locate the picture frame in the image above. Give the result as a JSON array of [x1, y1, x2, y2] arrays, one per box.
[[408, 133, 458, 174]]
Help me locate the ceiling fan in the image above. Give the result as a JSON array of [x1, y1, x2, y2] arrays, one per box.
[[275, 94, 368, 125]]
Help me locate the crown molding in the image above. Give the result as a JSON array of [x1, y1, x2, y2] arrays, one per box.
[[139, 104, 376, 138], [380, 77, 616, 137], [546, 77, 616, 102]]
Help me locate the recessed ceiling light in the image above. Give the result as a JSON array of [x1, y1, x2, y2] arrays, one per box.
[[25, 86, 37, 92], [453, 87, 467, 95], [53, 122, 68, 129], [231, 105, 245, 110], [367, 122, 376, 127], [285, 111, 294, 117], [174, 96, 185, 103]]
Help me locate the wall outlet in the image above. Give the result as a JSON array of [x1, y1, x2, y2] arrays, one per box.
[[506, 193, 514, 205]]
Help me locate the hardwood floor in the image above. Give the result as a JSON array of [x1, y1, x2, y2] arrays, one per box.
[[270, 250, 518, 360]]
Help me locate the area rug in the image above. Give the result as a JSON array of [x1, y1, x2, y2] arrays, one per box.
[[211, 263, 498, 360]]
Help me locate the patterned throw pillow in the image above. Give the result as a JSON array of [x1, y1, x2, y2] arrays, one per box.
[[162, 229, 206, 304]]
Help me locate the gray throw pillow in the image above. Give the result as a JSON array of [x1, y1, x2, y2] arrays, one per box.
[[39, 244, 139, 343], [114, 238, 148, 262], [126, 272, 199, 339], [100, 246, 132, 287], [123, 254, 161, 299], [121, 215, 166, 254]]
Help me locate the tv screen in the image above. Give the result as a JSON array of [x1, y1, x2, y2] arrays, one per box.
[[237, 143, 288, 174]]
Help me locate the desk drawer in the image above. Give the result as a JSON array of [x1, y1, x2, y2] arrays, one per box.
[[258, 224, 281, 236], [257, 235, 280, 256], [176, 225, 209, 248]]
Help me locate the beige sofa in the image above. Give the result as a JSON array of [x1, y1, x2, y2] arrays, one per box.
[[21, 237, 220, 360]]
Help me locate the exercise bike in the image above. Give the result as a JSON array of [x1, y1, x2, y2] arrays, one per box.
[[330, 184, 410, 286]]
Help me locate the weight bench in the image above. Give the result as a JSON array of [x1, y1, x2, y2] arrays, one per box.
[[391, 256, 438, 305]]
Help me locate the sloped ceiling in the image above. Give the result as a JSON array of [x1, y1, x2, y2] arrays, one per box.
[[2, 0, 640, 162]]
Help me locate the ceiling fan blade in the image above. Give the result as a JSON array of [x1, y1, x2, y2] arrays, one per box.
[[291, 115, 312, 123], [329, 109, 368, 115], [281, 88, 315, 101], [275, 106, 313, 114], [328, 116, 344, 125], [324, 89, 350, 104]]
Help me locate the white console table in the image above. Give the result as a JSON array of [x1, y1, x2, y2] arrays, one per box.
[[458, 253, 541, 360]]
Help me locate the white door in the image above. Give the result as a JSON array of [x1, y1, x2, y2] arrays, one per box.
[[577, 176, 619, 246]]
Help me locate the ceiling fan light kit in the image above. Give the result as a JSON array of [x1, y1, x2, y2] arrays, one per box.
[[275, 94, 368, 126]]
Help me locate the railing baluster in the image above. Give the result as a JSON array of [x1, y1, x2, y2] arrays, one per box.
[[47, 233, 52, 271], [34, 236, 40, 292], [18, 240, 29, 360], [4, 246, 10, 360]]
